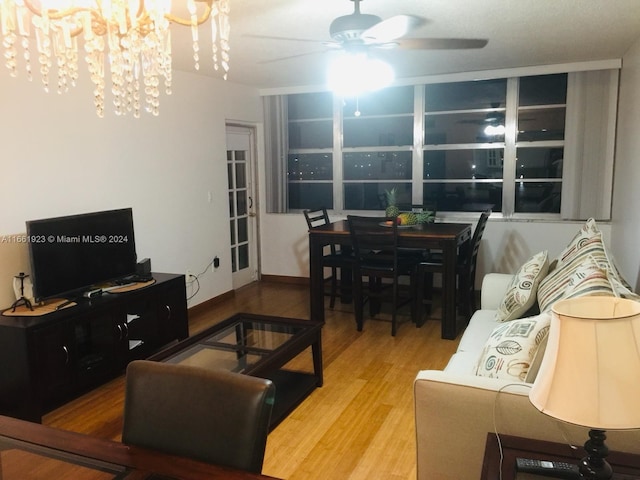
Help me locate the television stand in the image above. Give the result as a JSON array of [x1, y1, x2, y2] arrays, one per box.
[[0, 272, 188, 423]]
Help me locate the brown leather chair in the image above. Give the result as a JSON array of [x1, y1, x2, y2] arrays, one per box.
[[122, 360, 275, 474]]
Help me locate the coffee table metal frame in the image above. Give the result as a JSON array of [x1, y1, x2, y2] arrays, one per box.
[[148, 312, 323, 429]]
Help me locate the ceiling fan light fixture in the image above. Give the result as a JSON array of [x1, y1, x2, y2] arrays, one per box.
[[327, 52, 394, 97], [484, 124, 506, 136]]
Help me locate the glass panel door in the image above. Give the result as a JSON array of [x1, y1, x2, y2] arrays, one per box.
[[226, 126, 258, 289]]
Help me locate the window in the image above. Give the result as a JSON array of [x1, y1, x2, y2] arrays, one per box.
[[271, 70, 616, 219], [514, 74, 567, 214], [342, 87, 414, 210], [287, 91, 333, 210], [424, 78, 507, 213]]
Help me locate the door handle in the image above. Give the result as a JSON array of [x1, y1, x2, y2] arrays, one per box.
[[248, 196, 253, 209]]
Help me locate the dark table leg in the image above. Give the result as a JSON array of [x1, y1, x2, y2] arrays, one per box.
[[311, 334, 323, 387], [441, 243, 457, 340], [339, 245, 353, 304], [309, 236, 325, 323]]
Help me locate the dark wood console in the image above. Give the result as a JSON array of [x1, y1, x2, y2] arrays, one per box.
[[0, 273, 188, 422]]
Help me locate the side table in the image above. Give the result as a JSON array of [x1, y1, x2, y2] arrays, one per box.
[[481, 433, 640, 479]]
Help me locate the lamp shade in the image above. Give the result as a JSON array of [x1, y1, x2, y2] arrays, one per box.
[[529, 296, 640, 430]]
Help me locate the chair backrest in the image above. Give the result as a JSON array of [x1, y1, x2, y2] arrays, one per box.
[[347, 215, 399, 271], [464, 209, 491, 276], [122, 360, 275, 474], [305, 207, 341, 256], [303, 207, 330, 229]]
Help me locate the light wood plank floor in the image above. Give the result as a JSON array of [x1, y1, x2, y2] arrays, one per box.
[[43, 281, 461, 480]]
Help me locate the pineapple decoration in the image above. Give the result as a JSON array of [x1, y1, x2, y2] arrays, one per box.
[[384, 187, 434, 226], [384, 188, 400, 219], [416, 211, 435, 224]]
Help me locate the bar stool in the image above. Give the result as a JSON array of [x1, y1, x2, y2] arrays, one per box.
[[304, 207, 354, 308]]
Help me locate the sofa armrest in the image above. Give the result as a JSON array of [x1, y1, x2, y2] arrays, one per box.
[[414, 370, 640, 480], [480, 273, 514, 310]]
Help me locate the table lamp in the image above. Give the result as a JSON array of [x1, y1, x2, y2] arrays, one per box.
[[529, 296, 640, 479]]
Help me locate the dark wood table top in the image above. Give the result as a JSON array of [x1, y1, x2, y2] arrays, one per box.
[[308, 219, 472, 240], [0, 414, 280, 479]]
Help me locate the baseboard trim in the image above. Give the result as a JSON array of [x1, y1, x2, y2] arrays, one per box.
[[186, 276, 308, 316], [260, 275, 309, 286], [187, 289, 235, 316]]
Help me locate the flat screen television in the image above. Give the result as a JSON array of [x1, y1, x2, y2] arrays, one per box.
[[26, 208, 137, 302]]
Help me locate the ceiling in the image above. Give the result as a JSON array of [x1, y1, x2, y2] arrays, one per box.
[[171, 0, 640, 92]]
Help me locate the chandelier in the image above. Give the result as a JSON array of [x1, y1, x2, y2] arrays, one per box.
[[0, 0, 230, 117]]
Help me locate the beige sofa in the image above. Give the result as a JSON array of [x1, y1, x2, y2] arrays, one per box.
[[413, 272, 640, 480]]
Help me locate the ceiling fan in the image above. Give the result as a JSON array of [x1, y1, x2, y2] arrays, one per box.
[[255, 0, 488, 62]]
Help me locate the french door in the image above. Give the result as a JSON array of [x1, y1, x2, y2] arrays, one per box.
[[226, 126, 258, 289]]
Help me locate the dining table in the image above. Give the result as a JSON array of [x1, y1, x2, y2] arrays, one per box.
[[308, 219, 473, 340], [0, 414, 280, 479]]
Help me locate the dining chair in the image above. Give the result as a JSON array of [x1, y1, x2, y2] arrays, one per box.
[[416, 209, 491, 325], [347, 215, 421, 336], [304, 207, 353, 308], [122, 360, 275, 474]]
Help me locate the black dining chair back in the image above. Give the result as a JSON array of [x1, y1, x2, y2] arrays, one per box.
[[304, 207, 353, 308], [347, 215, 419, 336], [461, 209, 491, 312], [416, 209, 491, 324]]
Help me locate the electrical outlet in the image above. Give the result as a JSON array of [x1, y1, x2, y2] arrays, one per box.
[[213, 256, 220, 269], [186, 269, 194, 281]]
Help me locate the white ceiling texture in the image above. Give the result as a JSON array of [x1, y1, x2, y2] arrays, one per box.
[[170, 0, 640, 92]]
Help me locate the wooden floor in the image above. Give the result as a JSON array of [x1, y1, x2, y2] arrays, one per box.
[[43, 281, 461, 480]]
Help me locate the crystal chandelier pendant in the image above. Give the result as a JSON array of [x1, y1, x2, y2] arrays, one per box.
[[0, 0, 231, 117]]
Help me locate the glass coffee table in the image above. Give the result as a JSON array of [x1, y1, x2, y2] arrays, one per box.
[[148, 313, 323, 429]]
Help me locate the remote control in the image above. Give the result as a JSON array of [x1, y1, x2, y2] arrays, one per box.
[[515, 457, 580, 479]]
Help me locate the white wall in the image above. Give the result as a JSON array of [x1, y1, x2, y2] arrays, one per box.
[[0, 67, 262, 309], [611, 37, 640, 291]]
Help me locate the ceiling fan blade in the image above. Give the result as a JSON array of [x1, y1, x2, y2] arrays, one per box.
[[361, 15, 426, 43], [397, 38, 488, 50], [243, 34, 321, 44], [258, 50, 328, 64]]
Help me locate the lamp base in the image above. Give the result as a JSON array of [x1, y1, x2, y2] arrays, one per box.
[[579, 429, 613, 480], [10, 296, 33, 312]]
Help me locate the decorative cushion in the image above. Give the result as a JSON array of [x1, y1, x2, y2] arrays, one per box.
[[524, 333, 548, 383], [609, 276, 640, 301], [538, 252, 616, 311], [495, 251, 549, 322], [475, 313, 551, 382], [538, 220, 609, 310], [551, 218, 600, 268], [538, 219, 636, 310], [562, 256, 617, 302]]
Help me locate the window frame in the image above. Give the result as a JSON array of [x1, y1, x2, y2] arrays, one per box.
[[281, 69, 614, 220]]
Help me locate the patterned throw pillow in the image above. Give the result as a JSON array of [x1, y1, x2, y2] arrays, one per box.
[[538, 252, 616, 312], [551, 218, 636, 291], [562, 256, 617, 301], [538, 219, 610, 310], [475, 313, 551, 382], [551, 218, 601, 268], [495, 251, 549, 322]]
